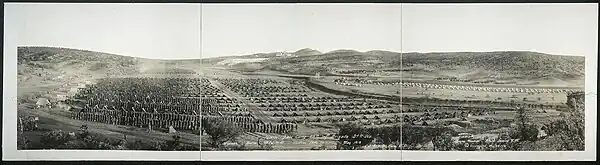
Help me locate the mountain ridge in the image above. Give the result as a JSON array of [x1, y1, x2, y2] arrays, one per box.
[[17, 46, 585, 86]]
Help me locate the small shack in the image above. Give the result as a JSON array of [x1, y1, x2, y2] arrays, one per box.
[[36, 98, 51, 108]]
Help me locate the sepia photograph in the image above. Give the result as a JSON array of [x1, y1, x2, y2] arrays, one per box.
[[3, 2, 598, 161]]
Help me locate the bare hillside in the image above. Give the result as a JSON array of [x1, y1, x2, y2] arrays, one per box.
[[16, 46, 187, 102], [205, 49, 585, 85], [401, 51, 585, 80], [17, 47, 149, 83]]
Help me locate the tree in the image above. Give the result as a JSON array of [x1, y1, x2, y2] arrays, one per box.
[[432, 132, 454, 151], [202, 118, 242, 149], [379, 127, 393, 147], [401, 125, 431, 149], [542, 92, 585, 150], [513, 107, 539, 142]]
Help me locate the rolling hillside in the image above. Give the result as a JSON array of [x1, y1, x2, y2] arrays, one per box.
[[18, 46, 586, 93], [206, 49, 585, 85], [17, 47, 204, 83], [401, 51, 585, 80], [16, 46, 203, 102], [18, 47, 149, 84]]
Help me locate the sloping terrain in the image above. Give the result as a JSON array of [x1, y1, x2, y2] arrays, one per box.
[[293, 48, 322, 56], [401, 51, 585, 81], [18, 46, 145, 83], [17, 46, 176, 102], [205, 49, 585, 85]]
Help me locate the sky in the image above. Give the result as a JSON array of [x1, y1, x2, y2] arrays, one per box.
[[201, 4, 403, 58], [401, 4, 598, 57], [5, 4, 597, 59], [5, 3, 202, 59]]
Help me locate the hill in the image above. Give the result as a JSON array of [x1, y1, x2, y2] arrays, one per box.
[[17, 47, 155, 82], [17, 46, 586, 92], [294, 48, 322, 56], [205, 49, 584, 85], [400, 51, 585, 81], [16, 46, 205, 102]]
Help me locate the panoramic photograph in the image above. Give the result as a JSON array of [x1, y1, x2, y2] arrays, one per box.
[[4, 2, 596, 160]]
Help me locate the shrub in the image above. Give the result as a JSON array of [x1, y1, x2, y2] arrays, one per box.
[[432, 132, 454, 151], [40, 131, 74, 148], [202, 118, 242, 149]]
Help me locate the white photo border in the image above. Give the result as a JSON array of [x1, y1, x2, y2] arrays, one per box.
[[3, 2, 598, 161]]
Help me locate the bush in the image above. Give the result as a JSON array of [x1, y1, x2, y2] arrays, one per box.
[[17, 133, 30, 150], [202, 118, 243, 149], [513, 107, 539, 142], [432, 132, 454, 151], [40, 131, 74, 148], [163, 135, 183, 151], [542, 110, 584, 150], [517, 124, 539, 142]]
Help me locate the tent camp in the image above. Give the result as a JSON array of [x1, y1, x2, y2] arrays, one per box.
[[36, 98, 51, 108], [169, 126, 177, 134], [69, 87, 80, 96]]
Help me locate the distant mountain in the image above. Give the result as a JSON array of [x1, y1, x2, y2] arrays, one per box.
[[18, 47, 144, 78], [18, 46, 585, 87], [293, 48, 322, 56], [17, 46, 202, 87], [326, 49, 361, 54], [262, 49, 584, 84], [206, 48, 584, 81], [401, 51, 585, 80]]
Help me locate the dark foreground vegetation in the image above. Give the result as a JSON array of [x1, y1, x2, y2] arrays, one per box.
[[334, 94, 585, 151], [18, 124, 200, 150]]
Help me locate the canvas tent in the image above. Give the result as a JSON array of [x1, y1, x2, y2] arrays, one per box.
[[36, 98, 51, 108], [69, 87, 80, 96], [169, 126, 177, 134]]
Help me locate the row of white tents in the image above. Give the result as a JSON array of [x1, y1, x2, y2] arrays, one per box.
[[400, 82, 582, 93], [335, 79, 581, 94]]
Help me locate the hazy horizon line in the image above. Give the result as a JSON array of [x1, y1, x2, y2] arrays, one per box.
[[18, 45, 587, 60]]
